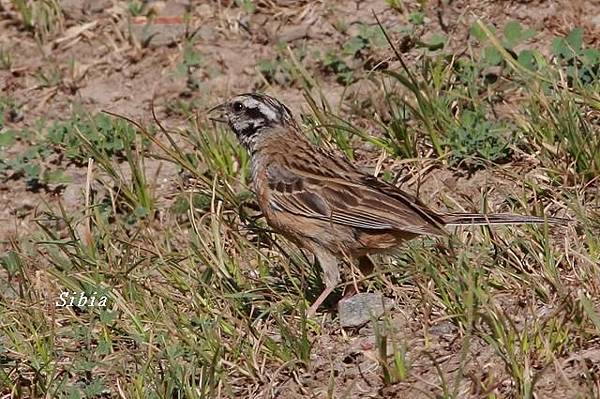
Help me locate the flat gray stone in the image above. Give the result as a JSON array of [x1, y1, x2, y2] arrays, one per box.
[[275, 24, 310, 43], [338, 293, 391, 328]]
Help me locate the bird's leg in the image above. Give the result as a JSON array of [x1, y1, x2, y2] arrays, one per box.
[[358, 255, 375, 274], [342, 255, 374, 299], [307, 250, 340, 318]]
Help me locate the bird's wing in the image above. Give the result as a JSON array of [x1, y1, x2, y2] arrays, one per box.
[[265, 160, 446, 236]]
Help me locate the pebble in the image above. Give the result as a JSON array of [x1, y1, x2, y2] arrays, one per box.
[[338, 292, 392, 328]]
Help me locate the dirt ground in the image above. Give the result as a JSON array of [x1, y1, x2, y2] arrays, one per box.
[[1, 0, 599, 398]]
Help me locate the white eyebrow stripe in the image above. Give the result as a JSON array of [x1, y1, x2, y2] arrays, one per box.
[[240, 98, 278, 121], [258, 103, 277, 121]]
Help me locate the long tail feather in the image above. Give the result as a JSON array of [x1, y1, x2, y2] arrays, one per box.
[[442, 213, 571, 226]]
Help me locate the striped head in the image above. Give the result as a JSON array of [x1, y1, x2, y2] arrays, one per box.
[[209, 93, 296, 152]]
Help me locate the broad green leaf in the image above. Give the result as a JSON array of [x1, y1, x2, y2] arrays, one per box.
[[426, 33, 446, 51], [582, 48, 600, 66], [343, 36, 367, 56], [469, 22, 495, 42], [409, 11, 424, 25], [518, 49, 537, 71], [504, 21, 523, 48], [484, 46, 503, 66], [22, 163, 40, 179], [43, 169, 72, 185], [47, 125, 66, 144], [0, 131, 15, 147], [566, 28, 583, 53]]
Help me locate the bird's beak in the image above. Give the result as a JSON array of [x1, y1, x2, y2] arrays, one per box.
[[207, 103, 228, 124]]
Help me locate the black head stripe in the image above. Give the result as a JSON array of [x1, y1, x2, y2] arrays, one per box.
[[245, 106, 265, 120], [239, 122, 255, 137], [280, 103, 293, 121], [240, 92, 293, 121]]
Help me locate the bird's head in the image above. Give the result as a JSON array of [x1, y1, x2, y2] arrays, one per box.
[[209, 93, 295, 151]]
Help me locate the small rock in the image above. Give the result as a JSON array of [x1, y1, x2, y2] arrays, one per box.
[[58, 0, 85, 19], [275, 24, 310, 43], [338, 292, 391, 328], [428, 320, 455, 336], [196, 25, 216, 41], [86, 0, 111, 14]]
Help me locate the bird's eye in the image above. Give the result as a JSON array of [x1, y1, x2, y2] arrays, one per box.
[[232, 102, 244, 112]]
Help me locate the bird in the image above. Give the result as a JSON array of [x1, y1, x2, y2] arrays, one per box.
[[209, 92, 568, 317]]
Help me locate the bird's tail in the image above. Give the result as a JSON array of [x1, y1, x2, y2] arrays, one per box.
[[442, 213, 570, 227]]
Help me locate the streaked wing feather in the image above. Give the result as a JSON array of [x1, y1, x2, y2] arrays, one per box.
[[266, 163, 445, 236]]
